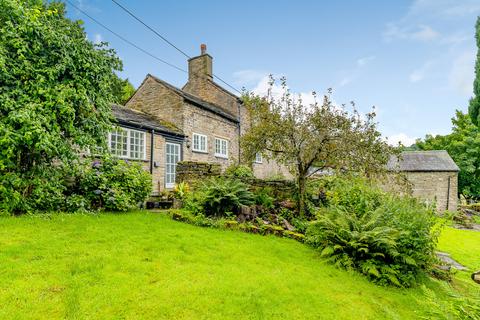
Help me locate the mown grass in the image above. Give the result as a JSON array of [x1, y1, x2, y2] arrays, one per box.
[[0, 211, 478, 319]]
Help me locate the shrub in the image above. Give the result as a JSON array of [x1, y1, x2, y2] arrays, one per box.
[[225, 164, 254, 179], [66, 156, 152, 212], [0, 165, 66, 214], [173, 182, 190, 200], [253, 187, 275, 209], [193, 177, 254, 216], [306, 175, 440, 287]]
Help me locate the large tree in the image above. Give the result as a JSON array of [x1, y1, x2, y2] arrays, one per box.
[[241, 77, 394, 216], [112, 75, 136, 105], [0, 0, 122, 213], [416, 111, 480, 199], [468, 17, 480, 125]]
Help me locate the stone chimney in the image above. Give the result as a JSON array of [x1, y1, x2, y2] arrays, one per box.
[[188, 44, 212, 81]]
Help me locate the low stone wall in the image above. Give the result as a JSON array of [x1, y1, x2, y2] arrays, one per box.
[[176, 161, 222, 183], [241, 178, 295, 191]]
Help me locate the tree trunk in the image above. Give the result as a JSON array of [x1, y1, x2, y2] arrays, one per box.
[[297, 171, 307, 217]]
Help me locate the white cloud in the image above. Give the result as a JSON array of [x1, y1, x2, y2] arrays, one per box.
[[383, 0, 480, 44], [357, 55, 376, 67], [339, 76, 354, 87], [93, 33, 103, 44], [387, 133, 418, 146], [74, 0, 101, 13], [337, 55, 375, 87], [232, 70, 267, 87], [409, 0, 480, 18], [411, 25, 439, 41], [384, 24, 439, 42], [409, 60, 434, 83], [449, 50, 475, 96]]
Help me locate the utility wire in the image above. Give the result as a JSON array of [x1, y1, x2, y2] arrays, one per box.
[[65, 0, 187, 74], [110, 0, 191, 59], [109, 0, 242, 94]]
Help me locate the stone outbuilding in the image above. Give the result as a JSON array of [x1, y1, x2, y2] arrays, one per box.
[[387, 150, 459, 211]]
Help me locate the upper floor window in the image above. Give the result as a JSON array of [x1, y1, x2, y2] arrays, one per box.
[[192, 133, 208, 153], [215, 137, 228, 158], [255, 152, 263, 164], [109, 128, 146, 160]]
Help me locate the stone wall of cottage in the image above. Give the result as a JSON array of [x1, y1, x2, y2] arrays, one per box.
[[183, 54, 240, 117], [404, 171, 458, 212], [252, 158, 293, 180], [181, 102, 240, 171], [126, 76, 184, 126], [132, 131, 167, 195]]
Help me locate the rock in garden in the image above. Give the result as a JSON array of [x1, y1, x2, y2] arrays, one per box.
[[282, 219, 295, 231], [472, 271, 480, 284]]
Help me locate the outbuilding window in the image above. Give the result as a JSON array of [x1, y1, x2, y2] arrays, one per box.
[[192, 133, 208, 153], [215, 138, 228, 158], [255, 152, 263, 164]]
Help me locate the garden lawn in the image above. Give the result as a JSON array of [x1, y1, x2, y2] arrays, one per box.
[[0, 211, 478, 319]]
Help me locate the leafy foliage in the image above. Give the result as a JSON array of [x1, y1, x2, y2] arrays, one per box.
[[306, 176, 440, 287], [111, 75, 136, 105], [241, 76, 395, 216], [190, 177, 254, 216], [0, 0, 122, 213], [224, 164, 254, 179], [65, 156, 152, 212], [468, 17, 480, 126], [253, 187, 275, 209], [416, 111, 480, 199], [173, 182, 190, 200]]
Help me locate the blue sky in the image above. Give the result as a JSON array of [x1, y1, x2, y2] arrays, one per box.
[[66, 0, 480, 145]]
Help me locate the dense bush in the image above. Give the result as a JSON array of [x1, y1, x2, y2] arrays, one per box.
[[0, 165, 67, 214], [306, 176, 440, 287], [224, 164, 254, 179], [65, 156, 152, 212], [187, 177, 254, 216], [253, 187, 275, 209]]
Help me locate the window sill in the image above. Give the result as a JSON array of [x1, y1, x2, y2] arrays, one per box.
[[215, 154, 229, 159], [192, 149, 208, 154], [114, 156, 148, 162]]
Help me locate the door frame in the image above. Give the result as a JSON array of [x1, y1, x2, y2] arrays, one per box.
[[165, 142, 181, 189]]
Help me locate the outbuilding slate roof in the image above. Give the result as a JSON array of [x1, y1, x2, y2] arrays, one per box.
[[112, 104, 184, 137], [387, 150, 459, 172]]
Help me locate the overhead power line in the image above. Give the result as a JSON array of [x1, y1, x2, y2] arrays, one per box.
[[110, 0, 191, 59], [109, 0, 242, 94], [65, 0, 187, 74]]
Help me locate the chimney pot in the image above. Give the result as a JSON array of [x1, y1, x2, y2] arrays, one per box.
[[200, 44, 207, 55]]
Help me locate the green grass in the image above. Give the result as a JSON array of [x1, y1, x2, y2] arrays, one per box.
[[0, 211, 478, 319], [438, 227, 480, 271]]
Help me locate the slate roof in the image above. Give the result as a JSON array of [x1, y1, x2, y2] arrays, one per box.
[[112, 104, 184, 137], [387, 150, 459, 172], [147, 74, 240, 123]]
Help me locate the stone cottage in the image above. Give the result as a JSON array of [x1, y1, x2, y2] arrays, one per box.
[[387, 150, 459, 211], [110, 44, 289, 195]]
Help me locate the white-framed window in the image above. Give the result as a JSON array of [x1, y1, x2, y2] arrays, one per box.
[[215, 137, 228, 158], [109, 129, 128, 157], [192, 133, 208, 153], [255, 152, 263, 164], [108, 127, 146, 160]]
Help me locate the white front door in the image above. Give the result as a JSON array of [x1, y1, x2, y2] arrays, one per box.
[[165, 142, 180, 189]]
